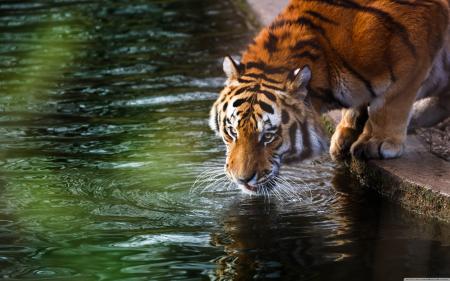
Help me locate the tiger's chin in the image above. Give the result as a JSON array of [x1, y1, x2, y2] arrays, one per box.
[[238, 184, 259, 195], [237, 177, 276, 195]]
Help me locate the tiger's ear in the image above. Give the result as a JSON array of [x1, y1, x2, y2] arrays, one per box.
[[223, 55, 240, 83], [286, 66, 311, 99]]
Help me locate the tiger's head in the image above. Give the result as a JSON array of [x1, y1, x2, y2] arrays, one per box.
[[209, 56, 328, 194]]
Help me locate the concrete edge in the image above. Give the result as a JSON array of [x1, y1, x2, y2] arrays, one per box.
[[242, 0, 450, 222], [350, 158, 450, 222]]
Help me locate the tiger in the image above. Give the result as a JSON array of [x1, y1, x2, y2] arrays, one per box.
[[209, 0, 450, 194]]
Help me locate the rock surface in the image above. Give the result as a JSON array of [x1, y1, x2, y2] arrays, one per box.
[[417, 118, 450, 162]]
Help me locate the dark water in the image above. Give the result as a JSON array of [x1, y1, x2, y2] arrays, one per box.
[[0, 0, 449, 280]]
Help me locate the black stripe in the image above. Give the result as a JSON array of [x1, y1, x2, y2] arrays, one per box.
[[305, 10, 338, 25], [245, 61, 289, 74], [262, 83, 285, 92], [259, 101, 274, 114], [222, 102, 228, 111], [245, 61, 266, 70], [233, 98, 248, 107], [260, 90, 277, 102], [238, 78, 255, 83], [299, 120, 313, 159], [292, 39, 322, 51], [233, 86, 248, 96], [292, 51, 320, 61], [264, 32, 278, 53], [341, 58, 376, 97], [304, 0, 416, 55], [264, 67, 289, 74], [243, 73, 283, 84], [270, 16, 326, 35], [222, 117, 228, 137], [231, 84, 259, 96], [282, 110, 290, 124], [270, 19, 290, 30], [289, 122, 298, 154], [310, 87, 349, 109], [295, 17, 326, 35]]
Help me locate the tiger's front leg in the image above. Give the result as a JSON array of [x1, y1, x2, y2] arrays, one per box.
[[350, 72, 426, 159], [329, 106, 368, 161]]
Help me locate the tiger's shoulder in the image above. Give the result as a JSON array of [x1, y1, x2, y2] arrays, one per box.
[[240, 0, 449, 109]]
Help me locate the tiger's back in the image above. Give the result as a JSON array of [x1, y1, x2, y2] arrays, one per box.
[[241, 0, 449, 106]]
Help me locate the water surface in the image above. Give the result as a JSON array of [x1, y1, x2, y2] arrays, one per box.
[[0, 0, 449, 280]]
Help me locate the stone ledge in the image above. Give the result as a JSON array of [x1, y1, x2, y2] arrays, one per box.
[[350, 136, 450, 221], [242, 0, 450, 221]]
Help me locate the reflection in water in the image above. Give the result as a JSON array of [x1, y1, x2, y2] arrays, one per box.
[[0, 0, 449, 280], [211, 166, 450, 280]]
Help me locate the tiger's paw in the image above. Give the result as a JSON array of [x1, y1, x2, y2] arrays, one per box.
[[329, 127, 360, 161], [350, 135, 405, 160]]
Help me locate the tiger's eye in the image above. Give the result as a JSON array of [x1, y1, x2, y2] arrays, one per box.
[[263, 133, 275, 143]]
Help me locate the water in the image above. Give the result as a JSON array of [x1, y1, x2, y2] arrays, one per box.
[[0, 0, 449, 280]]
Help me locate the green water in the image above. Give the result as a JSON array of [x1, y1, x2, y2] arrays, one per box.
[[0, 0, 449, 280]]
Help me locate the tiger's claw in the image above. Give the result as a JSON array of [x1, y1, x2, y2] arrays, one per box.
[[350, 136, 404, 160], [329, 127, 361, 161]]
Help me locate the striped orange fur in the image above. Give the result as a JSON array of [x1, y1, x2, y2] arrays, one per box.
[[210, 0, 450, 194]]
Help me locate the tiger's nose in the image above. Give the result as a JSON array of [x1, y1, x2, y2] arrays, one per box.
[[236, 172, 257, 185]]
